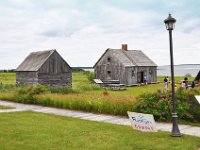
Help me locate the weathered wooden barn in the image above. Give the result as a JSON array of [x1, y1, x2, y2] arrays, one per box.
[[16, 49, 72, 87], [93, 44, 157, 86]]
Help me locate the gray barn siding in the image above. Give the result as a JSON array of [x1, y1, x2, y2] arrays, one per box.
[[16, 72, 38, 85], [16, 50, 72, 88], [37, 73, 71, 87], [38, 52, 72, 87]]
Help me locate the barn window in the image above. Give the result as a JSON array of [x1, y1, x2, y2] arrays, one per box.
[[107, 57, 111, 62], [107, 71, 111, 74]]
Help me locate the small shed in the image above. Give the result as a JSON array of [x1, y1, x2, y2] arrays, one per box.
[[16, 49, 72, 87], [93, 44, 157, 86]]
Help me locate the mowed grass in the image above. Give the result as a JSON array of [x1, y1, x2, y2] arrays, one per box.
[[0, 111, 199, 150]]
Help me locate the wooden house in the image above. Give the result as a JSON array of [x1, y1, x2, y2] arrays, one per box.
[[16, 49, 72, 87], [93, 44, 157, 86]]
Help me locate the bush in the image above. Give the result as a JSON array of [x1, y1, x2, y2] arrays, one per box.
[[136, 91, 173, 121], [136, 87, 200, 122], [16, 84, 49, 104], [77, 84, 101, 92], [49, 87, 76, 94], [0, 84, 16, 92], [185, 73, 192, 78], [84, 71, 94, 82], [72, 67, 84, 72]]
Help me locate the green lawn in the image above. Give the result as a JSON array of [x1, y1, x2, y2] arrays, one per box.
[[0, 111, 199, 150]]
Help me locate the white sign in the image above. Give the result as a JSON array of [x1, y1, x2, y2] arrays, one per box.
[[195, 96, 200, 104], [127, 111, 157, 132]]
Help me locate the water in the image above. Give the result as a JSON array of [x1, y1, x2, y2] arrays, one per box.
[[83, 64, 200, 77], [157, 64, 200, 77]]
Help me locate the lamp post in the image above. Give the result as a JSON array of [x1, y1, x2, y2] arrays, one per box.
[[164, 14, 181, 137]]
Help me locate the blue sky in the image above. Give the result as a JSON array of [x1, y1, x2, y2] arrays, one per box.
[[0, 0, 200, 69]]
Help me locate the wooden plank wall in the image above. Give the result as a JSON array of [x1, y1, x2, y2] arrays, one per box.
[[16, 51, 72, 88]]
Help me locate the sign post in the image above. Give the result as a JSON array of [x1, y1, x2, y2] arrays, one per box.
[[127, 111, 157, 132]]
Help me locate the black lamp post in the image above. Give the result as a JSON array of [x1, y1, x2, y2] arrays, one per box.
[[164, 14, 181, 137]]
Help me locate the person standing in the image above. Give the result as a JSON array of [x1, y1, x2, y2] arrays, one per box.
[[164, 76, 168, 91], [184, 77, 189, 89], [191, 81, 195, 88], [144, 75, 147, 85], [182, 80, 186, 88]]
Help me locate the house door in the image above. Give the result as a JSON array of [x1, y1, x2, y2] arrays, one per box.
[[140, 72, 144, 83], [137, 72, 144, 83]]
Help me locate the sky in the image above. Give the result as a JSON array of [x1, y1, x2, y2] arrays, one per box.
[[0, 0, 200, 69]]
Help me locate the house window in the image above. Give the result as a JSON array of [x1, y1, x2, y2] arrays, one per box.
[[107, 71, 111, 79], [107, 57, 111, 62], [131, 70, 135, 78], [149, 69, 152, 75]]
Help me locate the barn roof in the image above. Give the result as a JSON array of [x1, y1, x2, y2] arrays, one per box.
[[16, 49, 56, 71], [94, 48, 157, 67]]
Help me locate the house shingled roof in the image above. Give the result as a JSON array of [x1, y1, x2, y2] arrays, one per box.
[[94, 48, 157, 67], [16, 49, 56, 71]]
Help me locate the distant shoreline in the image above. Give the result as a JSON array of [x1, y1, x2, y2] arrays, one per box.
[[0, 64, 199, 77]]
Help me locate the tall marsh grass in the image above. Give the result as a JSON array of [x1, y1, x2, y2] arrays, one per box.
[[0, 84, 16, 92], [36, 93, 137, 116]]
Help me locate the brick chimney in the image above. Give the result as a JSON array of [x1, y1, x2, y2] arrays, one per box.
[[122, 44, 128, 51]]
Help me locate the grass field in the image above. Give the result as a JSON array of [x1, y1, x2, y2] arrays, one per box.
[[0, 111, 199, 150], [0, 72, 16, 84], [0, 72, 197, 116], [0, 72, 193, 96]]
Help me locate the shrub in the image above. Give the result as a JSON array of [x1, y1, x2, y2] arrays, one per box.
[[84, 71, 94, 82], [185, 73, 192, 78], [77, 84, 101, 92], [49, 87, 76, 94], [136, 91, 172, 121], [32, 84, 49, 94], [16, 84, 49, 104], [0, 84, 16, 92], [136, 87, 200, 122]]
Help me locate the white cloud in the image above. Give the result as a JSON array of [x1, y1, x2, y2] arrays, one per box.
[[0, 0, 199, 69]]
